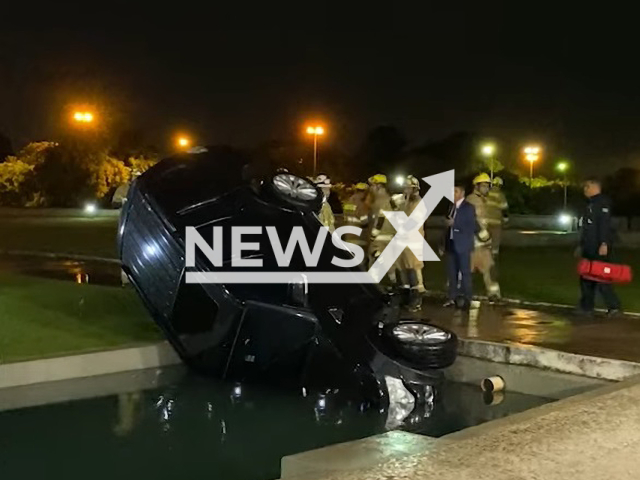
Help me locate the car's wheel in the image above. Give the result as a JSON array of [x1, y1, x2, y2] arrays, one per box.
[[263, 173, 323, 211], [382, 321, 457, 369]]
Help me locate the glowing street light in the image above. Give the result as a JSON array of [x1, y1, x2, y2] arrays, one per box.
[[177, 136, 191, 149], [481, 143, 496, 181], [523, 145, 541, 188], [556, 161, 570, 209], [73, 111, 94, 124], [306, 125, 325, 176]]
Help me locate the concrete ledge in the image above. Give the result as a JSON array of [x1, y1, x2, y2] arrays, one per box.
[[0, 365, 186, 412], [458, 338, 640, 381], [446, 355, 608, 399], [280, 431, 438, 479], [0, 249, 120, 264], [283, 375, 640, 480], [0, 207, 120, 218], [0, 342, 182, 389]]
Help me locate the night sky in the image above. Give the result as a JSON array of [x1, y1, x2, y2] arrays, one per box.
[[1, 6, 640, 173]]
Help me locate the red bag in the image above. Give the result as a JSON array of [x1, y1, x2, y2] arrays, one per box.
[[578, 259, 633, 284]]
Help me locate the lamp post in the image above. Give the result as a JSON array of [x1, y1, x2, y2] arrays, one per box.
[[523, 146, 541, 188], [306, 125, 324, 176], [481, 143, 496, 181], [557, 161, 569, 209]]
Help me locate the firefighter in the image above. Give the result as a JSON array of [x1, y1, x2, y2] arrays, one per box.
[[313, 174, 335, 232], [397, 175, 425, 310], [343, 183, 369, 243], [577, 178, 621, 316], [366, 174, 399, 285], [486, 176, 509, 256], [466, 173, 501, 301]]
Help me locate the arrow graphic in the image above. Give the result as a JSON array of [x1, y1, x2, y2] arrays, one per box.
[[186, 170, 455, 284], [366, 170, 454, 283]]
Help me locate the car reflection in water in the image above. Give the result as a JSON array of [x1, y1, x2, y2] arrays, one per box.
[[0, 369, 553, 480]]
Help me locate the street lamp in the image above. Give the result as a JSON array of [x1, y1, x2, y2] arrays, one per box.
[[306, 125, 325, 176], [73, 111, 94, 124], [177, 136, 191, 150], [481, 143, 496, 181], [556, 161, 569, 209], [523, 146, 541, 188]]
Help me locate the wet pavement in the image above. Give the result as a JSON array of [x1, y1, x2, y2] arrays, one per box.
[[420, 299, 640, 363], [2, 252, 639, 364]]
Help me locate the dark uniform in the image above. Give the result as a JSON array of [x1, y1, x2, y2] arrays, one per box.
[[579, 193, 621, 312]]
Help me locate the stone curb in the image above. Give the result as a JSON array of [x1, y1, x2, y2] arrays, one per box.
[[0, 249, 120, 264], [458, 338, 640, 381], [0, 342, 182, 389], [423, 289, 640, 318]]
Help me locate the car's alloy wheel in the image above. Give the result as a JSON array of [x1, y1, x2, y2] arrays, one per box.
[[382, 321, 457, 369]]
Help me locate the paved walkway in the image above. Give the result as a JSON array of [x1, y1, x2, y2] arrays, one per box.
[[287, 377, 640, 480], [418, 299, 640, 363]]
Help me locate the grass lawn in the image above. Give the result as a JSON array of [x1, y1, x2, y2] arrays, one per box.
[[0, 217, 118, 258], [0, 272, 160, 364], [1, 215, 640, 365], [423, 246, 640, 312]]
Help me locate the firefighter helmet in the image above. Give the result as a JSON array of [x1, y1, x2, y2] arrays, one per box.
[[473, 173, 491, 185], [368, 174, 387, 185], [313, 174, 332, 187], [405, 175, 420, 188]]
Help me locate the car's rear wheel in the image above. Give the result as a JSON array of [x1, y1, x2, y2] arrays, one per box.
[[263, 173, 323, 211], [382, 321, 457, 369]]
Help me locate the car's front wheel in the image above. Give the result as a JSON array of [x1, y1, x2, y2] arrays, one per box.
[[263, 172, 323, 211], [382, 321, 457, 369]]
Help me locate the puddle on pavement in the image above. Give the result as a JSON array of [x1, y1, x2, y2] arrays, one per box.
[[0, 371, 553, 480], [0, 255, 121, 286]]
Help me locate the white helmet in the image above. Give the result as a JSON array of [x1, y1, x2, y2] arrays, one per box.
[[313, 174, 332, 187]]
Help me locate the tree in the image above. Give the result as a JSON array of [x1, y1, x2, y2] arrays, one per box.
[[31, 143, 131, 207], [406, 131, 479, 177], [15, 141, 57, 165], [604, 168, 640, 218], [0, 132, 13, 161], [355, 125, 407, 175], [111, 128, 159, 160], [0, 156, 35, 205], [125, 155, 159, 176], [478, 156, 505, 176]]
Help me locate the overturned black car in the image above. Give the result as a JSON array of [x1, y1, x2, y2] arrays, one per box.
[[118, 147, 457, 421]]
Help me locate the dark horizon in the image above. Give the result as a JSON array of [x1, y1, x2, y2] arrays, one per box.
[[2, 7, 640, 174]]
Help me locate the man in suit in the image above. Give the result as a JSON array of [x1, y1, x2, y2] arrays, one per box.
[[443, 184, 476, 309]]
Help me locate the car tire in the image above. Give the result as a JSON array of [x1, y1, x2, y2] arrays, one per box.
[[382, 321, 457, 369], [263, 173, 323, 211]]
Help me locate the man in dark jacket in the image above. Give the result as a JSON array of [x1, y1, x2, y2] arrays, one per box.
[[443, 185, 476, 309], [578, 178, 621, 316]]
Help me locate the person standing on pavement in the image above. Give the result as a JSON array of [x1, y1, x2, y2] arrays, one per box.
[[313, 174, 335, 233], [577, 178, 621, 316], [486, 176, 509, 257], [397, 175, 425, 311], [443, 185, 476, 309], [342, 182, 370, 250], [466, 173, 501, 302], [366, 174, 400, 285]]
